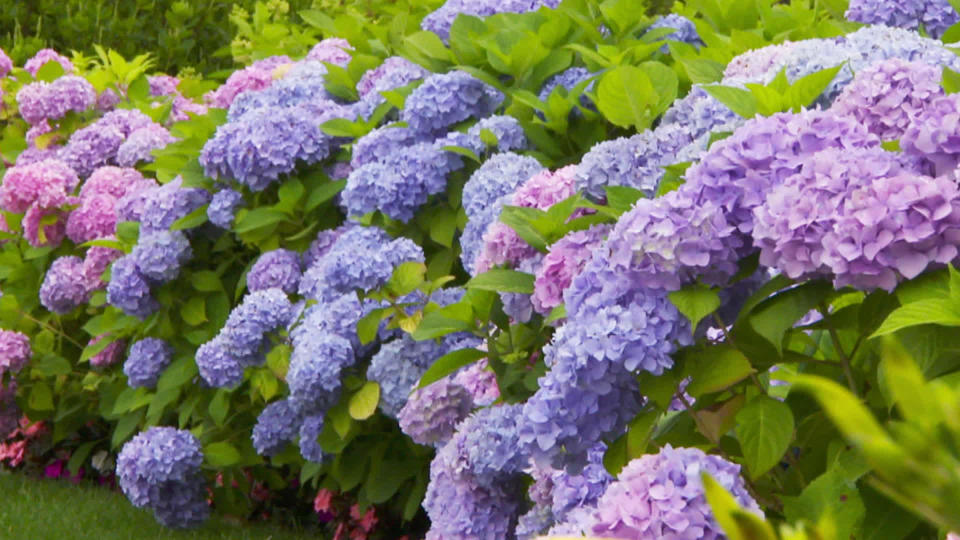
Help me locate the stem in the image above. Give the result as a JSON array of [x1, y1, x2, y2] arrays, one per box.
[[819, 302, 858, 395], [19, 309, 84, 349]]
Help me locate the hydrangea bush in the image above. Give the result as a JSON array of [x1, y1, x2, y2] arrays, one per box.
[[3, 0, 960, 538]]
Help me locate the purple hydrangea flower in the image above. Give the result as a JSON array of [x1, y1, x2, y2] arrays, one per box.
[[220, 288, 295, 362], [116, 124, 176, 167], [139, 177, 211, 234], [356, 56, 430, 99], [204, 56, 291, 109], [195, 336, 243, 388], [830, 58, 943, 141], [0, 330, 31, 375], [106, 255, 159, 319], [475, 165, 578, 274], [401, 71, 504, 136], [206, 188, 244, 229], [82, 246, 122, 292], [200, 104, 341, 191], [306, 38, 353, 66], [89, 336, 127, 368], [846, 0, 958, 39], [79, 166, 149, 200], [581, 445, 761, 538], [350, 125, 427, 169], [116, 426, 209, 528], [538, 67, 595, 107], [59, 109, 156, 177], [131, 230, 192, 283], [421, 0, 561, 42], [299, 413, 327, 463], [467, 115, 528, 153], [367, 334, 463, 418], [0, 48, 12, 77], [398, 377, 474, 447], [40, 256, 89, 313], [252, 398, 304, 457], [287, 330, 353, 411], [247, 249, 302, 294], [902, 92, 960, 176], [123, 338, 173, 388], [24, 49, 74, 76], [17, 75, 96, 125], [452, 358, 499, 406], [302, 226, 348, 269], [533, 224, 610, 315]]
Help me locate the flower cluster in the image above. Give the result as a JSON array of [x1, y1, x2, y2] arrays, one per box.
[[24, 49, 74, 77], [204, 55, 291, 109], [0, 330, 31, 375], [846, 0, 958, 39], [252, 398, 304, 457], [532, 225, 609, 315], [116, 427, 209, 528], [901, 93, 960, 176], [305, 38, 353, 66], [247, 249, 302, 294], [117, 123, 177, 167], [400, 71, 504, 136], [0, 158, 79, 248], [17, 75, 96, 125], [356, 56, 430, 100], [59, 109, 160, 177], [421, 0, 561, 42], [397, 377, 474, 447], [123, 338, 173, 389], [647, 14, 701, 48]]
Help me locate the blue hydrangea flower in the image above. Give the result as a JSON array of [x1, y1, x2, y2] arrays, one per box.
[[131, 230, 193, 283], [207, 188, 245, 229], [116, 124, 176, 167], [116, 427, 209, 528], [107, 255, 159, 319], [401, 71, 504, 136], [40, 256, 89, 314], [646, 14, 701, 49], [299, 413, 327, 463], [195, 336, 243, 388], [421, 0, 561, 42], [252, 399, 304, 457], [123, 338, 173, 388], [247, 249, 302, 294], [357, 56, 430, 99], [140, 177, 211, 235], [466, 115, 528, 153], [846, 0, 958, 39], [287, 331, 353, 412], [221, 288, 295, 362], [350, 125, 427, 169]]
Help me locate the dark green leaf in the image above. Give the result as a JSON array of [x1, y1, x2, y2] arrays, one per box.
[[735, 396, 795, 479], [418, 348, 487, 389], [669, 284, 721, 332]]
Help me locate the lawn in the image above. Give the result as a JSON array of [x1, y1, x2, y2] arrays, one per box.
[[0, 472, 315, 540]]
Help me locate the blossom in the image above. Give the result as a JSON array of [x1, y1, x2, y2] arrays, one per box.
[[116, 124, 176, 166], [0, 159, 78, 214], [538, 67, 595, 107], [400, 71, 504, 136], [846, 0, 958, 39], [533, 225, 609, 314], [106, 255, 159, 319], [0, 330, 31, 375], [247, 249, 302, 294], [299, 413, 327, 463], [123, 338, 173, 388], [40, 256, 89, 313], [579, 445, 760, 538], [78, 166, 148, 200], [0, 48, 11, 77], [195, 336, 243, 388], [350, 125, 427, 169], [24, 49, 74, 76], [139, 177, 211, 234], [207, 188, 245, 229], [901, 93, 960, 176], [646, 14, 701, 47], [252, 399, 304, 457], [89, 336, 126, 369], [306, 38, 353, 66], [421, 0, 561, 42], [204, 55, 291, 109], [356, 56, 429, 99], [66, 194, 118, 243], [116, 427, 209, 528], [287, 330, 354, 411], [398, 378, 474, 447], [16, 75, 96, 125], [830, 58, 942, 141], [131, 230, 193, 283], [59, 109, 156, 177], [452, 358, 500, 406]]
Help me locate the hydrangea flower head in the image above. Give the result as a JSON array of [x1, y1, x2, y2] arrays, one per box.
[[356, 56, 429, 98], [0, 158, 78, 214], [204, 55, 292, 109], [89, 335, 127, 369], [139, 177, 211, 234], [0, 330, 31, 374], [40, 256, 89, 313], [106, 255, 159, 319], [305, 38, 353, 66], [252, 399, 304, 457], [131, 230, 193, 283], [247, 249, 302, 294], [0, 48, 11, 77], [901, 92, 960, 175], [117, 124, 176, 167], [124, 338, 173, 388], [195, 336, 243, 388], [846, 0, 958, 39], [207, 188, 245, 229], [24, 49, 74, 77], [401, 71, 504, 135], [533, 225, 610, 314], [398, 378, 474, 447]]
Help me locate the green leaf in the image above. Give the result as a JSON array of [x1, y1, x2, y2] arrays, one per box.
[[604, 185, 644, 213], [466, 269, 535, 294], [596, 65, 658, 129], [703, 473, 778, 540], [403, 31, 453, 63], [676, 55, 725, 84], [499, 205, 550, 252], [684, 345, 755, 397], [34, 355, 72, 377], [735, 395, 795, 479], [417, 348, 487, 389], [156, 357, 197, 392], [35, 60, 65, 82], [116, 221, 140, 244], [357, 307, 391, 345], [319, 118, 366, 137], [412, 310, 472, 340], [111, 410, 143, 449], [348, 381, 380, 420], [785, 64, 845, 111], [669, 284, 721, 332], [944, 67, 960, 94], [233, 208, 287, 234], [871, 298, 960, 337], [28, 382, 54, 411], [180, 295, 207, 326], [204, 441, 241, 467], [702, 85, 758, 118], [191, 271, 222, 292], [749, 280, 834, 354], [782, 469, 866, 540], [304, 179, 346, 212], [208, 390, 230, 426], [366, 450, 414, 503], [388, 261, 427, 297]]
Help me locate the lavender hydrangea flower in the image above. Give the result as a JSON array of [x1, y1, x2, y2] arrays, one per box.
[[401, 71, 504, 136], [299, 413, 327, 463], [350, 125, 427, 169], [117, 124, 176, 167], [302, 226, 348, 269], [195, 336, 243, 388], [306, 37, 353, 66], [398, 378, 474, 447], [24, 49, 73, 76], [830, 58, 943, 141], [0, 48, 12, 77], [40, 256, 89, 313], [204, 55, 291, 109], [453, 359, 499, 406], [247, 249, 302, 294], [139, 177, 211, 234], [475, 165, 578, 274], [116, 427, 209, 528], [846, 0, 958, 39], [467, 115, 528, 153], [89, 335, 127, 369], [0, 330, 31, 375], [724, 41, 798, 80], [0, 158, 78, 214], [106, 255, 159, 319], [206, 188, 244, 229], [538, 67, 595, 108], [17, 75, 96, 125], [131, 230, 193, 282], [287, 331, 353, 411], [582, 445, 761, 538], [356, 56, 429, 99], [421, 0, 561, 42], [66, 194, 118, 243], [200, 104, 340, 191], [533, 225, 609, 315], [660, 86, 740, 141], [220, 288, 294, 361], [462, 153, 543, 219], [59, 110, 156, 176], [902, 93, 960, 176], [252, 399, 304, 457], [123, 338, 173, 388], [646, 14, 701, 48]]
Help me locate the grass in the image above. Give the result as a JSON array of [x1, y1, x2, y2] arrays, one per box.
[[0, 471, 315, 540]]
